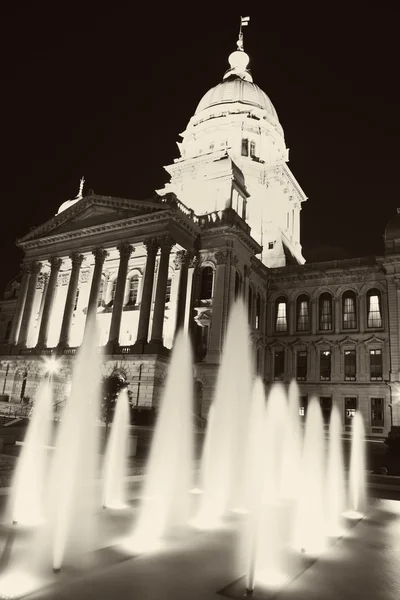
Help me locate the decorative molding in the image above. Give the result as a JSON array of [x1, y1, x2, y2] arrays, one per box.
[[173, 250, 188, 270], [267, 338, 288, 349], [79, 270, 91, 284], [290, 337, 310, 348], [92, 248, 109, 264], [215, 250, 231, 265], [188, 255, 198, 269], [70, 252, 84, 268], [157, 235, 175, 251], [313, 337, 335, 347], [117, 243, 134, 259], [58, 272, 70, 286], [363, 335, 386, 346], [37, 272, 49, 290], [49, 256, 63, 270], [144, 237, 159, 254]]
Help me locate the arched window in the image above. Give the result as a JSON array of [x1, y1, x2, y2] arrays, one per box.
[[367, 288, 382, 328], [255, 293, 261, 329], [4, 320, 11, 342], [342, 291, 357, 329], [248, 286, 253, 325], [128, 276, 139, 306], [165, 278, 172, 304], [275, 296, 288, 332], [200, 267, 214, 300], [296, 295, 309, 331], [319, 292, 333, 330]]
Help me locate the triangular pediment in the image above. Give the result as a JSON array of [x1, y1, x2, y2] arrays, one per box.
[[17, 194, 169, 244], [314, 337, 334, 347], [338, 336, 358, 346], [364, 335, 386, 345]]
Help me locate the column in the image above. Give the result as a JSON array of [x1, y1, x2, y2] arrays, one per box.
[[17, 261, 42, 347], [35, 273, 49, 337], [184, 256, 197, 334], [174, 250, 190, 335], [150, 236, 174, 344], [8, 262, 32, 345], [58, 253, 84, 347], [135, 238, 159, 344], [36, 257, 62, 348], [84, 248, 109, 333], [107, 243, 134, 348]]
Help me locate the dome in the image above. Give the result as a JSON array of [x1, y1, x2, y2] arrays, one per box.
[[385, 209, 400, 241], [195, 77, 278, 119]]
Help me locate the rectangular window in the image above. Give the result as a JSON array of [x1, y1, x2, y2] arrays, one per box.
[[250, 140, 256, 158], [299, 396, 308, 419], [370, 349, 383, 381], [320, 350, 331, 381], [241, 138, 249, 156], [275, 302, 287, 332], [319, 297, 332, 330], [128, 278, 139, 305], [274, 350, 285, 380], [371, 397, 384, 427], [320, 397, 332, 425], [345, 397, 357, 426], [344, 349, 356, 381], [367, 294, 382, 328], [343, 296, 357, 329], [296, 350, 307, 381], [165, 278, 172, 304], [297, 300, 309, 331]]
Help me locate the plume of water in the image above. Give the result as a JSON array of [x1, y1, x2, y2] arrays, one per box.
[[348, 412, 366, 515], [279, 380, 302, 501], [326, 405, 345, 536], [9, 380, 53, 526], [129, 330, 194, 549], [196, 404, 215, 493], [195, 300, 252, 527], [292, 396, 326, 555], [102, 388, 130, 510], [36, 315, 102, 572]]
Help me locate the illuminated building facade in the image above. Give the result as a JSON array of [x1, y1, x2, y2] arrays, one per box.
[[0, 35, 399, 436]]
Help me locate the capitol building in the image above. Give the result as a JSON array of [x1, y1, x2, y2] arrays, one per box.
[[0, 34, 399, 437]]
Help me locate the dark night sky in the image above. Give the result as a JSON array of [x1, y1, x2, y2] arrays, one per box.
[[1, 3, 399, 289]]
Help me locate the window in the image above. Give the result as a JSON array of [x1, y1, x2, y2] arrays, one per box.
[[241, 138, 249, 156], [111, 279, 117, 303], [200, 267, 213, 300], [367, 289, 382, 328], [369, 349, 383, 381], [296, 295, 309, 331], [299, 396, 308, 419], [74, 288, 80, 311], [248, 286, 253, 325], [268, 242, 274, 250], [255, 294, 261, 329], [98, 277, 105, 307], [320, 397, 332, 425], [275, 297, 288, 332], [371, 398, 384, 427], [345, 397, 357, 426], [296, 350, 307, 381], [342, 291, 357, 329], [344, 349, 356, 381], [165, 278, 172, 303], [319, 293, 333, 331], [234, 272, 241, 300], [128, 276, 139, 305], [4, 320, 11, 342], [274, 350, 285, 380], [250, 140, 256, 158], [320, 350, 331, 381]]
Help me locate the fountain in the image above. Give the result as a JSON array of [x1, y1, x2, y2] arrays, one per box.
[[195, 300, 252, 528], [347, 412, 367, 517], [326, 404, 346, 537], [102, 387, 130, 510], [126, 329, 194, 551], [8, 380, 53, 527]]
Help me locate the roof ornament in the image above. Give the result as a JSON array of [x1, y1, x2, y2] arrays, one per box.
[[76, 176, 85, 199], [237, 16, 250, 52]]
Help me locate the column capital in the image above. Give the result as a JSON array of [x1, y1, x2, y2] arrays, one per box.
[[69, 252, 84, 268], [157, 235, 175, 251], [92, 248, 109, 264], [189, 255, 198, 269], [30, 261, 42, 275], [49, 256, 63, 270], [144, 237, 160, 255], [117, 243, 134, 259], [20, 261, 32, 275], [244, 264, 253, 278], [173, 249, 189, 270]]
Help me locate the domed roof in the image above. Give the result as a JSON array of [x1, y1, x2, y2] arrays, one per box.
[[195, 77, 278, 118], [385, 209, 400, 241]]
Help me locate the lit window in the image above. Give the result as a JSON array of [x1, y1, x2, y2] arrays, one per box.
[[241, 138, 249, 156], [367, 289, 382, 328], [165, 278, 172, 304], [320, 350, 331, 381], [255, 294, 261, 329], [371, 397, 384, 427], [248, 286, 253, 325], [369, 349, 383, 381], [275, 297, 287, 332], [128, 276, 139, 305], [296, 350, 307, 381], [274, 350, 284, 380], [299, 396, 308, 419], [345, 397, 357, 426], [344, 349, 356, 381], [200, 267, 213, 300], [319, 293, 332, 330], [342, 291, 357, 329], [320, 397, 332, 425], [296, 295, 309, 331]]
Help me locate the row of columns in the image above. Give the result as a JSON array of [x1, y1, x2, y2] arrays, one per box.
[[10, 235, 192, 352]]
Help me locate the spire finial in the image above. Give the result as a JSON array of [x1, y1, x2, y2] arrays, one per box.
[[76, 176, 85, 199], [237, 16, 250, 51]]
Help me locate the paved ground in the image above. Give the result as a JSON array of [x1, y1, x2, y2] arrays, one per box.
[[0, 497, 398, 600]]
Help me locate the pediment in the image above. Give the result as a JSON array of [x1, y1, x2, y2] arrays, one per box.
[[313, 337, 334, 347], [363, 335, 386, 345], [338, 336, 358, 346], [290, 337, 309, 347], [17, 195, 168, 244]]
